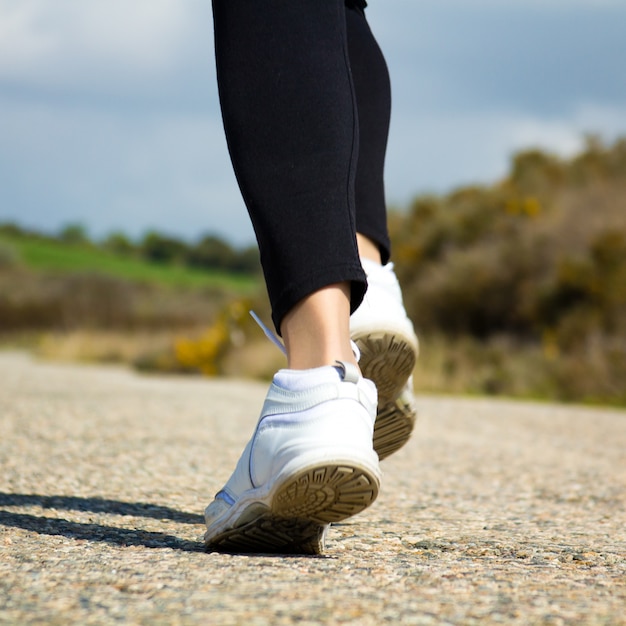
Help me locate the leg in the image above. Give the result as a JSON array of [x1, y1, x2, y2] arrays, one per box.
[[205, 0, 380, 555], [212, 0, 366, 340], [345, 3, 392, 264], [281, 283, 356, 370]]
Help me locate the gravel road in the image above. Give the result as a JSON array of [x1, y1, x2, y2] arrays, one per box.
[[1, 351, 625, 625]]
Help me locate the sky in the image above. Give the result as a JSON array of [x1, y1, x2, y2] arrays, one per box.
[[1, 0, 625, 246]]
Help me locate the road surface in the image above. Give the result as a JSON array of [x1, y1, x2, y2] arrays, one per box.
[[1, 351, 624, 625]]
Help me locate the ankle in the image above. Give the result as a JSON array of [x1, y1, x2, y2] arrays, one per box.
[[280, 283, 358, 370], [356, 233, 382, 265]]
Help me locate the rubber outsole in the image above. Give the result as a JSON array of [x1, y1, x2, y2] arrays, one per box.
[[206, 512, 327, 555], [205, 462, 380, 555], [373, 395, 417, 461], [353, 332, 417, 404], [353, 331, 418, 460]]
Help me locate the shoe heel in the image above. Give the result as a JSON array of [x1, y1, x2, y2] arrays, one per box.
[[272, 462, 380, 524], [373, 397, 416, 461], [354, 333, 417, 403]]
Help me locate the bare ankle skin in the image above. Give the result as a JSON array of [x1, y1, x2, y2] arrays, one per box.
[[356, 233, 382, 264], [280, 282, 358, 370]]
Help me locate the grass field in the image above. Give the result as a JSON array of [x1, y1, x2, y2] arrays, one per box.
[[0, 234, 259, 293]]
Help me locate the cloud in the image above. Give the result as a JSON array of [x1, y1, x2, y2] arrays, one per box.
[[0, 3, 54, 72], [0, 0, 212, 99], [1, 0, 625, 244], [371, 0, 626, 115], [0, 96, 251, 243], [385, 102, 626, 202]]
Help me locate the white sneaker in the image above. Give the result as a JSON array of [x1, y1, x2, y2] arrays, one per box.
[[351, 260, 419, 458], [204, 361, 381, 554]]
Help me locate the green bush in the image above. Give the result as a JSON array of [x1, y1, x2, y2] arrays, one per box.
[[392, 137, 626, 404], [186, 235, 235, 271], [140, 231, 189, 264], [102, 231, 136, 255], [58, 223, 90, 245]]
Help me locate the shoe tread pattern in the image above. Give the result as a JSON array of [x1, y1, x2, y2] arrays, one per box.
[[373, 397, 416, 460], [205, 463, 379, 555], [354, 332, 417, 459], [207, 514, 326, 555], [273, 463, 379, 522], [354, 333, 416, 404]]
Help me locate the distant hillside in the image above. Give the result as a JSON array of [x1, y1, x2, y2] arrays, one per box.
[[0, 225, 262, 369], [2, 138, 624, 404], [0, 224, 261, 287], [391, 136, 626, 404], [0, 230, 258, 292]]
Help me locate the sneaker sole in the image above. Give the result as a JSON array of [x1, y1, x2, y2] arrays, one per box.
[[353, 331, 417, 404], [205, 461, 380, 555], [373, 396, 417, 461], [353, 330, 418, 460]]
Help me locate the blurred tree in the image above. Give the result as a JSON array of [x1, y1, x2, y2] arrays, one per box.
[[186, 235, 261, 275], [509, 149, 564, 194], [141, 231, 188, 264], [102, 231, 135, 255], [59, 223, 90, 245], [0, 222, 26, 237], [186, 234, 235, 270], [229, 245, 261, 275]]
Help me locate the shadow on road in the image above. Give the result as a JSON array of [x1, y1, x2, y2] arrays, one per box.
[[0, 493, 203, 523], [0, 492, 205, 553]]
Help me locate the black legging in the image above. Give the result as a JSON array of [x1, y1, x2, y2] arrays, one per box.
[[212, 0, 391, 331]]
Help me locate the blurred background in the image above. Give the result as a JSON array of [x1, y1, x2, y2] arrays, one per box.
[[1, 0, 625, 404]]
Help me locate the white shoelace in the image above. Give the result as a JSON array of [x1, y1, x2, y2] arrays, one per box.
[[249, 310, 361, 362]]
